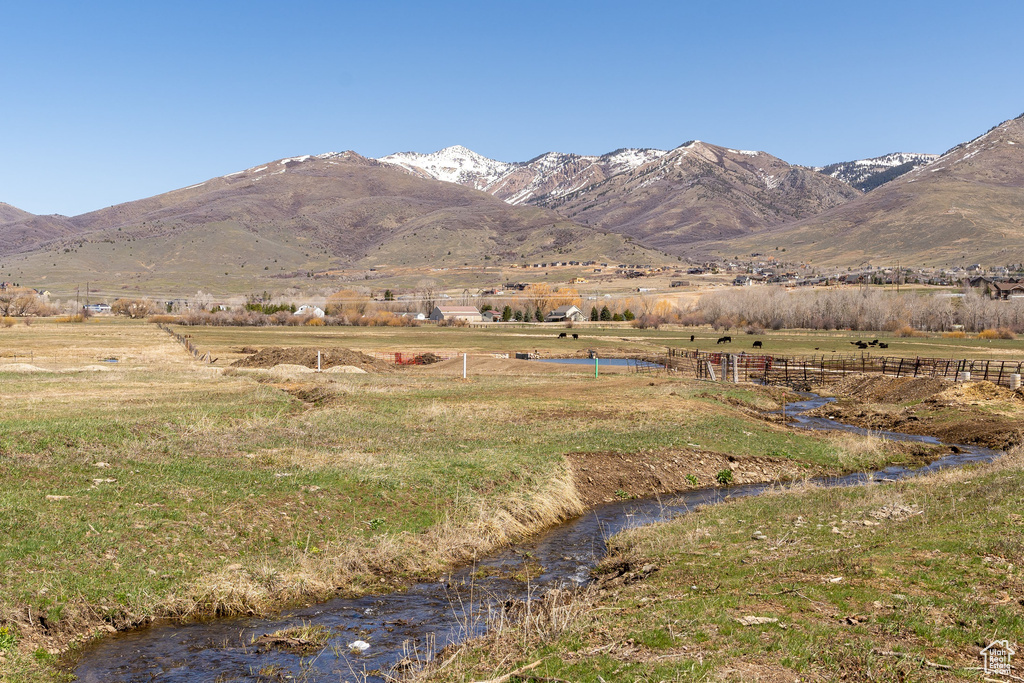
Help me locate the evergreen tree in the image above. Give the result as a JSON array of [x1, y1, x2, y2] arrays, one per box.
[[514, 310, 524, 322], [623, 309, 635, 321], [590, 306, 599, 321], [535, 307, 544, 322], [502, 305, 513, 322], [599, 305, 612, 321]]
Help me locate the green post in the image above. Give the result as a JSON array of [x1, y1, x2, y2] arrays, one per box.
[[595, 356, 599, 378]]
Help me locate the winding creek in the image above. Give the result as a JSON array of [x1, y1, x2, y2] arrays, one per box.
[[73, 393, 1004, 681]]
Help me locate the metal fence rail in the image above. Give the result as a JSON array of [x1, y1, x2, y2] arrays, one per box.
[[663, 348, 1024, 388]]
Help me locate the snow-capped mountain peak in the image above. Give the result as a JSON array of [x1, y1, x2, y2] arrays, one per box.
[[815, 152, 938, 192], [377, 145, 671, 205], [377, 146, 515, 190]]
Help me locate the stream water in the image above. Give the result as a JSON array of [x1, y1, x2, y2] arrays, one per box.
[[72, 393, 1002, 682]]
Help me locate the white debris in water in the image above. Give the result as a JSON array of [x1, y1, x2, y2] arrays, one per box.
[[348, 639, 370, 652]]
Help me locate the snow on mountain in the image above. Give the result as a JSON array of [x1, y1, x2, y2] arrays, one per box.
[[815, 152, 938, 192], [377, 145, 516, 191], [376, 145, 666, 206]]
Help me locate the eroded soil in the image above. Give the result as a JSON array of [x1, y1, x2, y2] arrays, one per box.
[[808, 377, 1024, 450]]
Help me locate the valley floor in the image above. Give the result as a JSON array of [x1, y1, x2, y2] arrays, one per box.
[[0, 319, 1020, 681]]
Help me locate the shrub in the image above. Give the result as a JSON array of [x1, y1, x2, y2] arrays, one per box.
[[715, 469, 734, 485], [304, 317, 325, 326], [978, 328, 1014, 340], [147, 314, 180, 324], [1, 317, 15, 328], [55, 314, 86, 323], [896, 325, 924, 338]]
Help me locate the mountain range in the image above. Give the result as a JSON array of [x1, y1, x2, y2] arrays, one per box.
[[2, 112, 1023, 294], [718, 114, 1024, 267]]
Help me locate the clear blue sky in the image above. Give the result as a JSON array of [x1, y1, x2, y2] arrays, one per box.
[[1, 0, 1021, 216]]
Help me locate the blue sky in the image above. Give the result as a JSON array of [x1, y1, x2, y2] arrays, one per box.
[[1, 0, 1021, 216]]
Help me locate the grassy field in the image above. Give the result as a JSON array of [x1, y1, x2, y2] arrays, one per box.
[[0, 318, 1020, 680], [440, 446, 1024, 682], [160, 319, 1024, 365]]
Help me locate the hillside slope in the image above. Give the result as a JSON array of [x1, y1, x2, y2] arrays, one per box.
[[718, 114, 1024, 266], [539, 141, 861, 251], [2, 153, 663, 295]]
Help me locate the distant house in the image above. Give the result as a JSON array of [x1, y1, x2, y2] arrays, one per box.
[[295, 305, 325, 318], [429, 306, 482, 323], [995, 282, 1024, 299], [545, 304, 584, 323], [481, 309, 503, 322]]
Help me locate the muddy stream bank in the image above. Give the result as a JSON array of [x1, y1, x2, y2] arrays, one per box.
[[72, 393, 1004, 682]]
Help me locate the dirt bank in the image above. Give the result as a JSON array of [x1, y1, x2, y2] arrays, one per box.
[[568, 449, 809, 507], [231, 347, 392, 372], [812, 376, 1024, 450]]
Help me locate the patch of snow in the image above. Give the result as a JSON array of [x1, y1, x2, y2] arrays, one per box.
[[279, 155, 311, 165], [223, 171, 245, 178], [250, 166, 267, 173], [728, 148, 759, 156], [601, 148, 667, 175], [183, 182, 206, 190]]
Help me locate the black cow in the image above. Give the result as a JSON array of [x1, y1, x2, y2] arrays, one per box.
[[752, 341, 763, 349], [572, 333, 579, 340], [558, 332, 567, 338], [690, 335, 695, 342], [716, 336, 732, 344], [879, 342, 889, 349]]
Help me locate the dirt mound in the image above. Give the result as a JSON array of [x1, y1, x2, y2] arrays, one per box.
[[231, 347, 391, 373], [829, 375, 950, 403], [0, 363, 50, 373], [935, 380, 1020, 403]]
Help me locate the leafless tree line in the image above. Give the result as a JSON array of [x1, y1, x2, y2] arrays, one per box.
[[693, 286, 1024, 333]]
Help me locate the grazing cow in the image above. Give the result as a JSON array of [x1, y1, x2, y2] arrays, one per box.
[[690, 335, 695, 342], [871, 339, 879, 344], [558, 332, 567, 338], [856, 342, 868, 349], [716, 336, 732, 344], [572, 333, 579, 340], [879, 342, 889, 349], [752, 341, 763, 349]]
